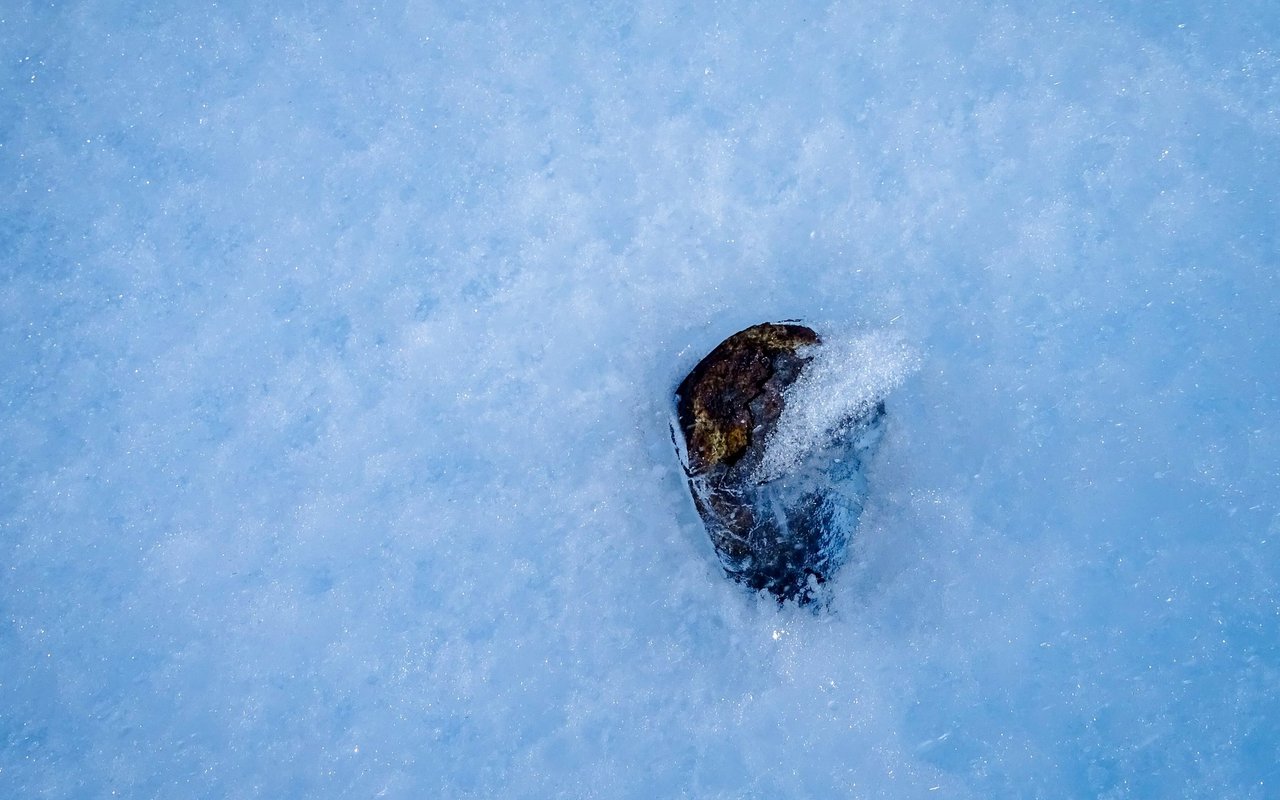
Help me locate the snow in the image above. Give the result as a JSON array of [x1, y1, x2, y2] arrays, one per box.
[[756, 327, 916, 483], [3, 1, 1278, 798]]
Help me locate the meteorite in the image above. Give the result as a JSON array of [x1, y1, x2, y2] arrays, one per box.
[[673, 322, 890, 604]]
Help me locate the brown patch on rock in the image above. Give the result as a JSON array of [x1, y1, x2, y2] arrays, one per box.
[[675, 322, 819, 476]]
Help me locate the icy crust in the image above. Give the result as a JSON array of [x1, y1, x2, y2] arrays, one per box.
[[755, 329, 918, 483]]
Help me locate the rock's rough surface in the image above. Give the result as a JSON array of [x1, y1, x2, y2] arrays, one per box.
[[674, 322, 885, 603]]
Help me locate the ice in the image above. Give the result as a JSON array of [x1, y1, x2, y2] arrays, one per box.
[[756, 328, 917, 483], [3, 1, 1279, 798]]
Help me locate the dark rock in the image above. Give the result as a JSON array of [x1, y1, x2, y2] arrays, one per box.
[[673, 322, 885, 604]]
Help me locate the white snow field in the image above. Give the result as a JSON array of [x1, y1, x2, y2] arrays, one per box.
[[3, 1, 1278, 797]]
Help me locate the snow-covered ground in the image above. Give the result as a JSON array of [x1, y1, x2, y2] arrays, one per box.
[[3, 1, 1278, 796]]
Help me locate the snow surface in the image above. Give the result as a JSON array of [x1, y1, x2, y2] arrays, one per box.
[[3, 1, 1278, 797]]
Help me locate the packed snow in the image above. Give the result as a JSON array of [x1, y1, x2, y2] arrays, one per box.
[[3, 1, 1278, 798]]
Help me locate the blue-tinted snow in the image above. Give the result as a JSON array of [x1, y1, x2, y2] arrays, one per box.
[[3, 1, 1278, 797]]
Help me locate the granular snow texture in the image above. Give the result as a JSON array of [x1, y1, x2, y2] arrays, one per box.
[[3, 1, 1278, 797]]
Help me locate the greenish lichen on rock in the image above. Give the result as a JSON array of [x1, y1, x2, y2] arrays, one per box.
[[674, 322, 887, 604]]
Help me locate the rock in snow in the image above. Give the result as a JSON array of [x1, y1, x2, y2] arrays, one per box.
[[674, 322, 895, 604]]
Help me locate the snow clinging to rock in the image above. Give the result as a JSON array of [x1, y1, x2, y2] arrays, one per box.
[[756, 329, 918, 483]]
